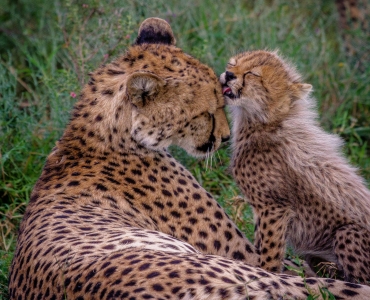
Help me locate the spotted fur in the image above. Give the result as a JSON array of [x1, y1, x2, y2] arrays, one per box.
[[9, 20, 370, 299], [220, 49, 370, 283]]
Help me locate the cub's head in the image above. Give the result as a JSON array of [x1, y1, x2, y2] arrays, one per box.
[[121, 18, 229, 157], [219, 50, 312, 124]]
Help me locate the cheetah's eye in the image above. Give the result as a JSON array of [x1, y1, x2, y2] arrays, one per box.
[[227, 63, 236, 67]]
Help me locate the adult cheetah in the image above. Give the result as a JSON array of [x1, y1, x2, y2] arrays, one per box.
[[9, 19, 370, 299], [220, 49, 370, 283]]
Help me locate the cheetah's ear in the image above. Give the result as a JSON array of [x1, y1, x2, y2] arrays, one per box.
[[135, 18, 176, 46], [291, 83, 312, 101], [126, 72, 166, 107]]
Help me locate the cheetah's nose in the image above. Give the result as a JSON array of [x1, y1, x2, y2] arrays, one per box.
[[221, 135, 230, 143]]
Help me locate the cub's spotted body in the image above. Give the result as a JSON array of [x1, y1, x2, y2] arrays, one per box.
[[220, 50, 370, 283], [9, 20, 370, 299]]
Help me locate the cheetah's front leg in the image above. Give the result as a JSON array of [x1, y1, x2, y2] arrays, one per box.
[[254, 205, 293, 273]]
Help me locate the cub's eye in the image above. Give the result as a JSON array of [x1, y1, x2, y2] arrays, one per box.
[[242, 71, 261, 86], [227, 62, 236, 67], [244, 71, 260, 77], [243, 71, 260, 83]]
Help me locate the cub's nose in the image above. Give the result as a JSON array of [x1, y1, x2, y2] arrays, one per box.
[[225, 71, 236, 82]]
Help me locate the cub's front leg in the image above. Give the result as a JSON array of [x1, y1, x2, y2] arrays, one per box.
[[334, 224, 370, 282], [254, 205, 293, 272]]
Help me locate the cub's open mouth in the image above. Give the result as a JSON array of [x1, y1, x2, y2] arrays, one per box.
[[222, 86, 234, 98]]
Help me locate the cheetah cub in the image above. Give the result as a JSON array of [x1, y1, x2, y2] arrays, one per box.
[[220, 50, 370, 283]]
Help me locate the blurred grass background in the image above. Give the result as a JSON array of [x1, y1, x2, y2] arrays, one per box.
[[0, 0, 369, 297]]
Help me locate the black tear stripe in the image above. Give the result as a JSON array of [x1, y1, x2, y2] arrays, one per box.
[[196, 114, 216, 153]]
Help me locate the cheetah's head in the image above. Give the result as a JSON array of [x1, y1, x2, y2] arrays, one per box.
[[219, 50, 312, 124], [125, 18, 230, 157]]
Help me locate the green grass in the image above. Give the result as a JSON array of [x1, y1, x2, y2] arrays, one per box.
[[0, 0, 369, 298]]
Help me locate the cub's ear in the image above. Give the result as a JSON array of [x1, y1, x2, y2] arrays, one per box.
[[126, 72, 166, 107], [291, 83, 313, 101], [135, 17, 176, 46]]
